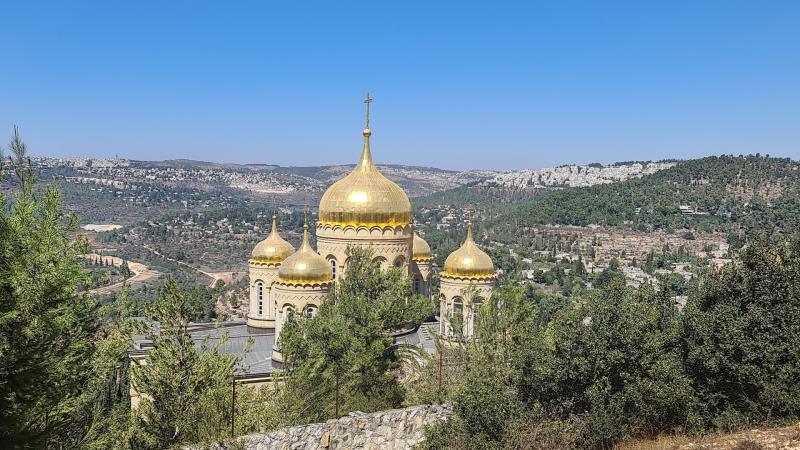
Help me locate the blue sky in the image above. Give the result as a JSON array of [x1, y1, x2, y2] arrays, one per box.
[[1, 1, 799, 170]]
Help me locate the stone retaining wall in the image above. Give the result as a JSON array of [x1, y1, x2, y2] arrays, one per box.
[[210, 404, 451, 450]]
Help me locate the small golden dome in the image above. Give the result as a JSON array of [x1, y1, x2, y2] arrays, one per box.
[[442, 220, 495, 279], [251, 213, 295, 264], [412, 233, 432, 260], [278, 222, 333, 285], [318, 122, 412, 228]]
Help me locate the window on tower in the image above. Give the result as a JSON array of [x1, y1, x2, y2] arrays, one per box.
[[304, 305, 318, 318], [257, 281, 264, 315]]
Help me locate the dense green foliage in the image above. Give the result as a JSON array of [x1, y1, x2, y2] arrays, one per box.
[[518, 283, 693, 447], [0, 129, 99, 447], [113, 282, 220, 322], [422, 233, 800, 449], [683, 234, 800, 429]]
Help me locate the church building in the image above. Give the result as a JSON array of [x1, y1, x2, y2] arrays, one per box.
[[247, 95, 496, 358]]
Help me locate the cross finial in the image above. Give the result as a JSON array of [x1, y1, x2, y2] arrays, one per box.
[[465, 204, 476, 242], [270, 197, 278, 235], [466, 204, 475, 223], [364, 92, 373, 129]]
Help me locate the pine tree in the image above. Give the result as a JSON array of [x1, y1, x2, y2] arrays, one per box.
[[0, 127, 98, 447], [128, 278, 236, 449], [278, 246, 433, 423]]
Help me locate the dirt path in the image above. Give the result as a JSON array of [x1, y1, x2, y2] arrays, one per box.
[[141, 244, 232, 288], [198, 270, 238, 288], [83, 254, 160, 295], [83, 246, 239, 296]]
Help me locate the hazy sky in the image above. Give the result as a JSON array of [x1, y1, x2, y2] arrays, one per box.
[[2, 1, 799, 170]]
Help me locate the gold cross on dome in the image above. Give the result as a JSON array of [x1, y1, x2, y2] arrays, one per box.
[[364, 92, 372, 128], [466, 204, 475, 222]]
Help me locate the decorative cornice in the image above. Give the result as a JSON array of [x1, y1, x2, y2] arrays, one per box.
[[249, 259, 283, 267], [316, 222, 413, 233], [273, 280, 334, 289], [439, 272, 497, 282]]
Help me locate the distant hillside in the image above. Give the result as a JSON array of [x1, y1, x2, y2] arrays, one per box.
[[412, 160, 676, 210], [484, 161, 675, 189], [35, 157, 493, 199], [494, 155, 800, 233]]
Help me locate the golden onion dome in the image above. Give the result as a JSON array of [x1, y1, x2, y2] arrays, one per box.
[[250, 213, 295, 264], [318, 126, 412, 228], [277, 222, 333, 285], [442, 220, 495, 279], [412, 233, 432, 260]]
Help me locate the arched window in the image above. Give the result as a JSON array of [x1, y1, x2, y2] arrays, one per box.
[[304, 305, 318, 318], [372, 257, 387, 272], [450, 297, 465, 337], [394, 256, 405, 268], [414, 276, 421, 294], [452, 297, 464, 314], [472, 297, 485, 334], [256, 281, 264, 315], [330, 259, 337, 280]]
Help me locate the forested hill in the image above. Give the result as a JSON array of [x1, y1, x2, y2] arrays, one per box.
[[493, 155, 800, 233]]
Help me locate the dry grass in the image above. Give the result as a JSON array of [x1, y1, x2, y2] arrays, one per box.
[[614, 434, 692, 450], [732, 439, 764, 450], [614, 423, 800, 450]]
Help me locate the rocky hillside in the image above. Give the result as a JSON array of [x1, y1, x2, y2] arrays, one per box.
[[484, 161, 675, 189], [495, 155, 800, 233]]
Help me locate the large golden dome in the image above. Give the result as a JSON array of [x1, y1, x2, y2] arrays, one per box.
[[442, 220, 495, 279], [251, 213, 295, 264], [278, 222, 333, 285], [318, 127, 412, 228], [412, 233, 432, 260]]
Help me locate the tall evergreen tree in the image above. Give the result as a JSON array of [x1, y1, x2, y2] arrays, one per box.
[[278, 246, 432, 423], [128, 278, 236, 449], [0, 127, 98, 447]]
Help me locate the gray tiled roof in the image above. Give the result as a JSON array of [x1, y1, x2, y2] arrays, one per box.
[[132, 321, 278, 376], [132, 320, 442, 377]]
